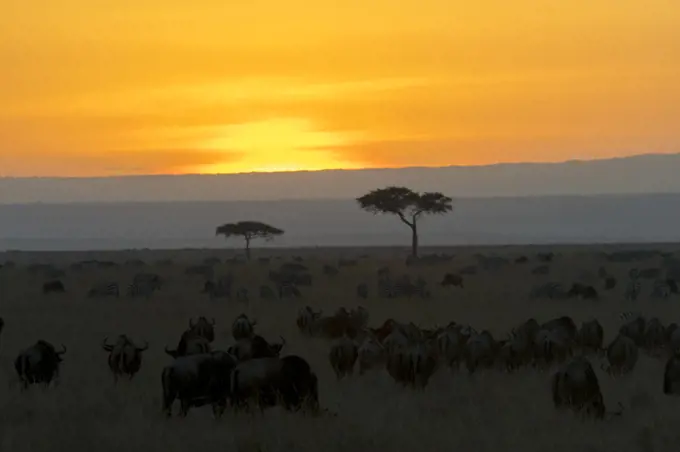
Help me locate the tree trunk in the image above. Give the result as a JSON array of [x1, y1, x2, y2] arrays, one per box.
[[410, 222, 418, 258], [244, 236, 251, 260]]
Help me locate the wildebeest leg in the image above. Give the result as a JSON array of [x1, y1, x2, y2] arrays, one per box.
[[179, 399, 191, 417], [212, 400, 226, 419], [162, 392, 176, 417]]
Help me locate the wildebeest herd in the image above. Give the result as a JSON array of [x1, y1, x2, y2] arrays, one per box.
[[2, 246, 680, 451]]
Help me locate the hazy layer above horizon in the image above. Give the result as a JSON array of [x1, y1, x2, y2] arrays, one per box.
[[1, 154, 680, 203], [2, 194, 680, 251]]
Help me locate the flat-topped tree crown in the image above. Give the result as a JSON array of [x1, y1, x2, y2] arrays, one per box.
[[215, 221, 284, 260], [357, 186, 452, 258]]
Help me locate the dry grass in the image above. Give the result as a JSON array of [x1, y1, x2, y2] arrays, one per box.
[[1, 245, 680, 452]]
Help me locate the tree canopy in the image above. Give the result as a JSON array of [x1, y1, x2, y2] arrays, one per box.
[[357, 186, 452, 224], [357, 186, 452, 257], [215, 221, 284, 259]]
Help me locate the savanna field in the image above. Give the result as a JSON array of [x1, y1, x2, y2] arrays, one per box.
[[1, 245, 680, 452]]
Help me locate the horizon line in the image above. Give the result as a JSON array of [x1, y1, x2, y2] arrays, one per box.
[[2, 190, 680, 206], [0, 152, 676, 181], [1, 240, 679, 255]]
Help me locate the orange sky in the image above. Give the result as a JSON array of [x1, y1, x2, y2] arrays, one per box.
[[1, 0, 679, 177]]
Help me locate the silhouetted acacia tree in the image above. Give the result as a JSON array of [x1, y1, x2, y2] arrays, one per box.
[[215, 221, 284, 260], [357, 186, 452, 258]]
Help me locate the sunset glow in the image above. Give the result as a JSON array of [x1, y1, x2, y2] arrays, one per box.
[[1, 0, 679, 177]]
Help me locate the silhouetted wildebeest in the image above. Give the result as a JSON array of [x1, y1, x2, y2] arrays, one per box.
[[127, 281, 158, 299], [329, 335, 358, 379], [387, 341, 438, 388], [305, 307, 369, 339], [464, 330, 498, 374], [552, 357, 609, 419], [441, 273, 464, 288], [278, 282, 302, 299], [188, 316, 215, 342], [132, 272, 162, 289], [537, 252, 554, 263], [15, 340, 67, 388], [297, 306, 322, 334], [663, 353, 680, 395], [567, 283, 598, 300], [231, 313, 256, 340], [604, 277, 617, 290], [605, 334, 638, 376], [42, 280, 65, 294], [228, 335, 286, 361], [619, 314, 646, 346], [101, 335, 149, 381], [202, 278, 231, 299], [541, 316, 578, 342], [161, 351, 238, 417], [515, 256, 529, 264], [576, 319, 604, 354], [88, 281, 120, 298], [230, 355, 319, 413], [165, 317, 216, 358]]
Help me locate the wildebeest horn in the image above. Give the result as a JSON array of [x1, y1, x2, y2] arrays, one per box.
[[164, 345, 177, 357], [58, 344, 67, 355], [279, 335, 286, 347], [189, 318, 195, 328], [211, 317, 216, 325], [101, 337, 114, 352], [251, 318, 258, 326], [137, 340, 149, 351]]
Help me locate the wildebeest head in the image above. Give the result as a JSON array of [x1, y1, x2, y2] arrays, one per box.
[[0, 317, 4, 336], [229, 335, 287, 361], [371, 318, 399, 342], [232, 314, 257, 340], [296, 306, 322, 333], [36, 340, 67, 361], [101, 335, 148, 353], [165, 331, 211, 358], [541, 316, 577, 341], [189, 316, 215, 342]]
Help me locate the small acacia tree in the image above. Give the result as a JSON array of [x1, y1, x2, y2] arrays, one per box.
[[215, 221, 284, 260], [357, 186, 452, 258]]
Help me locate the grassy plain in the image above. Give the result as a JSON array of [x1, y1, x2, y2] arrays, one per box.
[[0, 245, 679, 452]]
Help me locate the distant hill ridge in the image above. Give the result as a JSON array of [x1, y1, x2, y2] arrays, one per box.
[[1, 152, 680, 203]]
